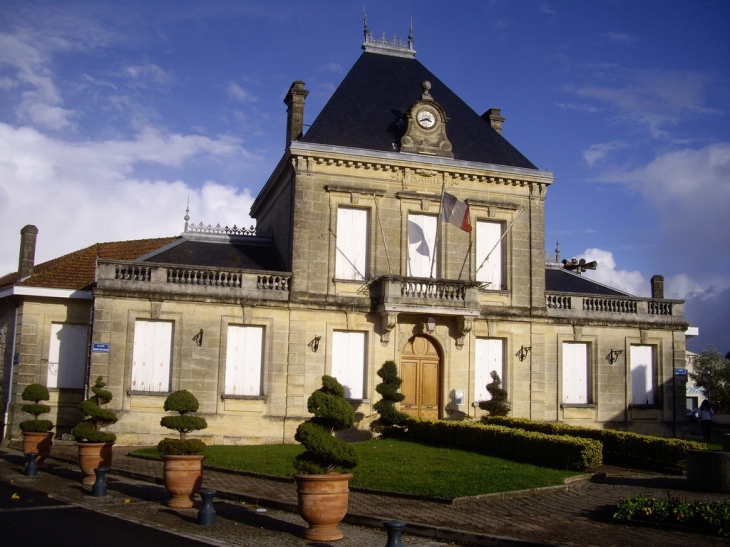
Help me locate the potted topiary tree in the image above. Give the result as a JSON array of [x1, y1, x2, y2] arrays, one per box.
[[72, 376, 118, 484], [370, 360, 409, 436], [478, 371, 511, 417], [294, 375, 358, 541], [19, 383, 54, 468], [158, 389, 207, 508]]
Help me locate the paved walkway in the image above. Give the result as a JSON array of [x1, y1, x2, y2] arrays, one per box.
[[3, 442, 730, 547]]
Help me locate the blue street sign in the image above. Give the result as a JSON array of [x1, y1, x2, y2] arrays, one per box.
[[92, 343, 110, 353], [675, 368, 687, 376]]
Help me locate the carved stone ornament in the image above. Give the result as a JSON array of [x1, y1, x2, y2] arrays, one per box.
[[400, 81, 454, 159], [456, 316, 474, 350], [380, 312, 398, 346]]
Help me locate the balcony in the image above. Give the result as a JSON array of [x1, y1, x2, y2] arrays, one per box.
[[545, 292, 684, 325], [96, 260, 291, 301]]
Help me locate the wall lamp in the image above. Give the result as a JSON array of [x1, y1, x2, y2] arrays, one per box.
[[423, 316, 436, 333], [308, 336, 321, 352], [515, 346, 531, 362], [606, 349, 623, 364], [192, 329, 204, 347]]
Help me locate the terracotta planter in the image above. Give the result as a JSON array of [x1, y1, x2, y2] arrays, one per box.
[[23, 431, 53, 468], [77, 441, 114, 485], [161, 454, 205, 508], [295, 473, 352, 541]]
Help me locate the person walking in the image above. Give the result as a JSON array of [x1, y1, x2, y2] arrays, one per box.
[[699, 399, 715, 442]]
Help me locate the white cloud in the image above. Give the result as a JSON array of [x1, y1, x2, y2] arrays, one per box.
[[578, 248, 649, 296], [123, 63, 173, 85], [602, 32, 636, 44], [600, 143, 730, 271], [556, 102, 599, 113], [318, 63, 342, 73], [227, 82, 258, 103], [0, 123, 258, 276], [582, 140, 627, 166]]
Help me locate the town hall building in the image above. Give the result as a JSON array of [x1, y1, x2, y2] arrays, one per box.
[[0, 29, 690, 445]]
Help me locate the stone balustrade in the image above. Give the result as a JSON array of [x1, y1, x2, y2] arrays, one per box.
[[546, 292, 681, 323], [99, 260, 291, 301]]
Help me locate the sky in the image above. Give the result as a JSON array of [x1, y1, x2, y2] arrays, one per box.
[[0, 0, 728, 353]]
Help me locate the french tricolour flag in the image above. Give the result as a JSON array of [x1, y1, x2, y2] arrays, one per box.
[[441, 192, 472, 232]]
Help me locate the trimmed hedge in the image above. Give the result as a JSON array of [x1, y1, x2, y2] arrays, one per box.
[[483, 416, 705, 469], [405, 418, 602, 471]]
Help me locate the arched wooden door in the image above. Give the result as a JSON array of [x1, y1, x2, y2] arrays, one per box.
[[400, 336, 440, 419]]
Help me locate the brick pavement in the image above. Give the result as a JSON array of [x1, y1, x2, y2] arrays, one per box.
[[5, 442, 730, 547]]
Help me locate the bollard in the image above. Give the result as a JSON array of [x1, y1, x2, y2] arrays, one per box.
[[384, 519, 406, 547], [24, 452, 38, 477], [197, 488, 217, 526], [91, 467, 108, 497]]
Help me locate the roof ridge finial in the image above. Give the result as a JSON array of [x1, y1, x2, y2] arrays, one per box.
[[408, 13, 414, 47], [184, 195, 190, 232], [555, 232, 561, 263], [363, 7, 371, 40]]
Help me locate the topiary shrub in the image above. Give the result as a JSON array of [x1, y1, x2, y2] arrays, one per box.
[[158, 390, 207, 455], [19, 383, 53, 433], [73, 376, 118, 442], [371, 360, 408, 435], [478, 371, 510, 417], [294, 375, 359, 474]]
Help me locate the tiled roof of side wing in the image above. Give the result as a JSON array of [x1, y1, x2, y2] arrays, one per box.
[[0, 237, 178, 291], [300, 52, 537, 170]]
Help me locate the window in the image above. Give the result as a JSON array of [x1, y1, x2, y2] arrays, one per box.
[[47, 323, 88, 389], [335, 207, 369, 280], [331, 331, 366, 399], [224, 325, 264, 396], [630, 345, 654, 405], [562, 343, 588, 404], [475, 338, 503, 402], [131, 320, 173, 392], [476, 220, 502, 289], [407, 213, 438, 277]]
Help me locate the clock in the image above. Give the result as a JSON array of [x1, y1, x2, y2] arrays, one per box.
[[416, 109, 436, 129]]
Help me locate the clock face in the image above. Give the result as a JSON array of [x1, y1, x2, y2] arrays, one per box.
[[416, 109, 436, 129]]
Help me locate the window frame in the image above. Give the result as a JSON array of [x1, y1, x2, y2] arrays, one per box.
[[330, 330, 367, 401], [562, 342, 590, 405], [630, 344, 656, 406], [334, 206, 370, 281], [223, 325, 265, 398], [130, 319, 174, 394], [475, 219, 504, 290], [474, 338, 504, 403], [407, 212, 439, 278], [47, 322, 89, 390]]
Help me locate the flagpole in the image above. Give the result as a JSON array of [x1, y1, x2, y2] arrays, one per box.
[[430, 182, 446, 279]]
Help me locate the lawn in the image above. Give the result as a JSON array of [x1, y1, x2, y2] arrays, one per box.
[[134, 438, 582, 498]]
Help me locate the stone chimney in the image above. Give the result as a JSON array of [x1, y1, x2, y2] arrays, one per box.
[[284, 80, 309, 148], [482, 107, 506, 133], [18, 224, 38, 281], [650, 275, 664, 299]]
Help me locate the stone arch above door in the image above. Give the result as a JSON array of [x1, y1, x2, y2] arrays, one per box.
[[400, 335, 441, 419]]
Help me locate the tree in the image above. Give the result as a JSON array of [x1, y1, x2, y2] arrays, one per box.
[[371, 360, 409, 435], [689, 346, 730, 412], [478, 371, 510, 416]]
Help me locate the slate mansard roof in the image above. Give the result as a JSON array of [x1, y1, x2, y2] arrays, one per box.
[[545, 266, 630, 297], [142, 239, 285, 272], [301, 52, 537, 170]]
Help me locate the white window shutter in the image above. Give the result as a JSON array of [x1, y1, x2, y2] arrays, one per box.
[[331, 331, 365, 399], [630, 345, 654, 405], [475, 339, 503, 401], [336, 207, 368, 280], [132, 320, 172, 392], [48, 323, 88, 389], [225, 325, 263, 396], [476, 221, 502, 288], [562, 343, 588, 404], [408, 214, 438, 277]]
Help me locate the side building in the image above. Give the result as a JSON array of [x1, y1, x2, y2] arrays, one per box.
[[0, 32, 690, 444]]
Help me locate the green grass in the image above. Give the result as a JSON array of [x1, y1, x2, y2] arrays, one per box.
[[134, 438, 581, 498]]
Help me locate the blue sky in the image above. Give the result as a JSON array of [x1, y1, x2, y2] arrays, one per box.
[[1, 0, 728, 352]]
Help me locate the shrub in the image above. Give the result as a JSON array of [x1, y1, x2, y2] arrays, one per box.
[[406, 418, 602, 472], [371, 360, 409, 434], [482, 416, 705, 470], [158, 390, 207, 455], [294, 375, 359, 474], [73, 376, 118, 442], [614, 494, 730, 536], [19, 383, 53, 433], [478, 371, 510, 417]]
